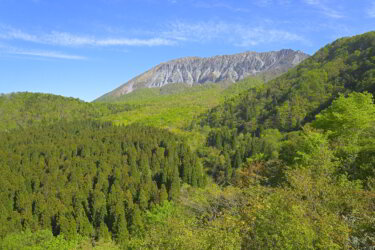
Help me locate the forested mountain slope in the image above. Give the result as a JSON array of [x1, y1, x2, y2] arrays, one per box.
[[97, 78, 263, 134], [178, 32, 375, 249], [0, 77, 263, 147], [201, 31, 375, 133], [0, 92, 132, 131], [197, 31, 375, 184]]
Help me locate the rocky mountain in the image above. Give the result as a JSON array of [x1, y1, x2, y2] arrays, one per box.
[[98, 49, 309, 100]]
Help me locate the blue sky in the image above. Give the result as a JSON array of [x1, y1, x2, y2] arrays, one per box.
[[0, 0, 374, 101]]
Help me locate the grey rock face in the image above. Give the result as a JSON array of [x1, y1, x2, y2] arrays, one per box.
[[102, 49, 309, 98]]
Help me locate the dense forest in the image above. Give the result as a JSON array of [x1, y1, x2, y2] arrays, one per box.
[[0, 31, 375, 249], [198, 31, 375, 184], [0, 121, 206, 248]]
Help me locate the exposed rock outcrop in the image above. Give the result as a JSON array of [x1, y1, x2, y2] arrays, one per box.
[[99, 49, 309, 99]]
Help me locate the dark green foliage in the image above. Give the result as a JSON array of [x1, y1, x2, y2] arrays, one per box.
[[0, 121, 205, 243]]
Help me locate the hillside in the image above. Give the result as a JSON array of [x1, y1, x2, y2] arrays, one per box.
[[98, 77, 263, 135], [201, 31, 375, 133], [196, 31, 375, 186], [0, 92, 132, 131], [0, 78, 263, 140], [96, 49, 309, 101], [185, 32, 375, 249]]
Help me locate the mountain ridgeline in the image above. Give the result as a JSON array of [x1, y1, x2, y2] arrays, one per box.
[[96, 49, 309, 102]]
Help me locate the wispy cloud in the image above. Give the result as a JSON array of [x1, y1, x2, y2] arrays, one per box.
[[43, 32, 176, 46], [254, 0, 272, 7], [193, 2, 250, 12], [0, 21, 308, 51], [168, 0, 250, 12], [92, 38, 175, 46], [0, 45, 86, 60], [11, 50, 86, 60], [303, 0, 344, 18], [162, 21, 308, 47], [367, 2, 375, 18], [0, 26, 176, 47], [253, 0, 292, 7], [162, 21, 229, 42], [235, 27, 307, 47], [0, 27, 39, 42]]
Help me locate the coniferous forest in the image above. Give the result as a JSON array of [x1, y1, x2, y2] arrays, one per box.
[[0, 32, 375, 249]]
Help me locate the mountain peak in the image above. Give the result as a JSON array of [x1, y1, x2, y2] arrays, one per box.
[[97, 49, 309, 100]]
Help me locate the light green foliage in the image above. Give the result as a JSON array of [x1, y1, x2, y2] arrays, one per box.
[[259, 129, 283, 160], [0, 92, 132, 131], [145, 201, 176, 225], [0, 230, 79, 250], [0, 229, 122, 250], [293, 126, 335, 172], [245, 192, 316, 250], [97, 78, 263, 134], [284, 166, 368, 249], [312, 92, 375, 185], [128, 184, 243, 249], [313, 92, 375, 141]]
